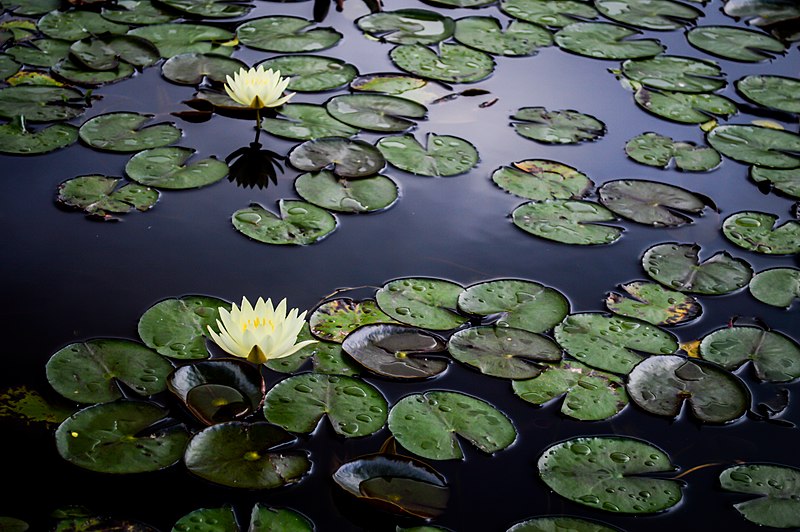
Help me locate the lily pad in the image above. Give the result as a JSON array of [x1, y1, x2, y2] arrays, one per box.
[[377, 133, 478, 177], [0, 85, 85, 122], [454, 17, 553, 56], [129, 24, 235, 58], [158, 0, 253, 18], [511, 107, 605, 144], [554, 22, 664, 60], [261, 104, 358, 141], [232, 200, 337, 245], [266, 324, 362, 376], [723, 0, 800, 36], [289, 137, 384, 178], [326, 94, 427, 132], [309, 298, 396, 342], [6, 38, 71, 68], [0, 54, 20, 80], [736, 75, 800, 114], [257, 55, 357, 92], [500, 0, 599, 28], [624, 133, 720, 171], [161, 53, 246, 85], [2, 0, 59, 16], [125, 147, 228, 190], [56, 401, 189, 473], [172, 508, 238, 531], [627, 355, 750, 422], [512, 200, 623, 245], [512, 359, 628, 420], [719, 464, 800, 529], [633, 87, 737, 124], [707, 125, 800, 169], [38, 11, 128, 41], [749, 267, 800, 308], [687, 26, 785, 62], [722, 211, 800, 255], [699, 326, 800, 383], [0, 117, 77, 155], [52, 58, 135, 86], [595, 0, 702, 31], [390, 43, 494, 83], [642, 242, 753, 294], [597, 179, 706, 226], [70, 35, 160, 70], [605, 281, 701, 326], [357, 9, 455, 45], [506, 516, 622, 532], [184, 421, 310, 488], [79, 112, 181, 153], [375, 277, 467, 330], [423, 0, 496, 6], [538, 436, 683, 513], [751, 167, 800, 200], [295, 170, 399, 213], [57, 175, 159, 219], [388, 390, 516, 459], [101, 1, 179, 25], [621, 55, 725, 93], [250, 505, 313, 532], [237, 17, 341, 53], [492, 160, 593, 200], [137, 295, 227, 359], [0, 517, 28, 532], [341, 323, 448, 379]]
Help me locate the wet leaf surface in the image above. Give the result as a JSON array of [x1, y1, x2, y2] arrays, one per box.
[[622, 55, 725, 93], [453, 17, 553, 57], [357, 9, 455, 45], [0, 118, 76, 155], [70, 35, 160, 71], [722, 211, 800, 255], [687, 25, 785, 62], [605, 281, 701, 326], [750, 166, 800, 198], [57, 175, 159, 219], [237, 17, 341, 53], [595, 0, 702, 31], [377, 133, 478, 177], [232, 200, 337, 245], [289, 137, 384, 177], [6, 38, 71, 68], [554, 22, 664, 60], [491, 159, 593, 200], [38, 11, 128, 41], [699, 326, 800, 383], [506, 516, 622, 532], [172, 507, 238, 532], [0, 85, 85, 122], [257, 55, 357, 92], [719, 464, 800, 528], [390, 43, 494, 83], [511, 107, 605, 144], [101, 1, 179, 25], [376, 277, 467, 330], [79, 113, 181, 153], [261, 104, 359, 141], [126, 147, 227, 190], [749, 267, 800, 308], [158, 0, 253, 19], [500, 0, 599, 28], [129, 24, 235, 58], [161, 53, 246, 85], [736, 75, 800, 113], [642, 242, 753, 294], [708, 124, 800, 169], [625, 132, 720, 171], [326, 94, 427, 132], [249, 504, 314, 532], [295, 170, 399, 213], [633, 88, 737, 124], [52, 57, 135, 86], [310, 298, 397, 342], [512, 200, 623, 245], [137, 295, 226, 359], [266, 324, 362, 376], [598, 179, 706, 226]]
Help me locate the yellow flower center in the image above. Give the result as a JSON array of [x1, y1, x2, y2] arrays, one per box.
[[242, 317, 274, 332]]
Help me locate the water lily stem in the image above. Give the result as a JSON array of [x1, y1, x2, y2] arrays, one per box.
[[254, 109, 262, 144]]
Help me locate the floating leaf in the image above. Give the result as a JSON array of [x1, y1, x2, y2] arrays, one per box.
[[261, 104, 358, 141], [172, 508, 238, 532], [266, 324, 362, 376], [511, 107, 605, 144], [500, 0, 599, 28], [6, 38, 70, 68], [237, 17, 341, 52], [309, 298, 396, 342], [0, 54, 20, 79], [0, 85, 85, 122], [687, 26, 784, 62], [326, 94, 427, 132], [161, 53, 246, 85], [250, 505, 313, 532], [597, 180, 706, 226], [390, 43, 494, 83], [0, 117, 76, 155], [377, 133, 478, 177], [357, 9, 455, 45], [723, 0, 800, 41], [38, 11, 128, 41], [554, 22, 664, 60], [736, 75, 800, 114], [232, 200, 337, 246], [634, 88, 737, 124], [642, 242, 753, 294], [492, 160, 592, 200], [258, 55, 357, 92], [624, 132, 720, 171], [423, 0, 496, 6], [388, 391, 516, 459], [101, 1, 179, 25], [376, 277, 467, 330], [70, 35, 159, 70], [719, 464, 800, 529], [0, 517, 28, 532], [57, 175, 159, 219], [538, 436, 682, 513], [52, 58, 135, 86], [506, 516, 622, 532], [699, 326, 800, 383], [627, 355, 749, 422], [2, 0, 59, 16], [453, 17, 553, 56], [749, 268, 800, 308], [125, 147, 227, 190], [289, 137, 384, 178], [158, 0, 252, 18], [137, 295, 227, 359], [595, 0, 701, 31], [722, 211, 800, 255], [751, 166, 800, 200], [295, 170, 399, 213], [512, 200, 623, 245], [707, 125, 800, 169], [129, 24, 235, 58], [350, 73, 451, 105], [605, 281, 701, 326], [79, 112, 181, 153], [621, 55, 725, 93]]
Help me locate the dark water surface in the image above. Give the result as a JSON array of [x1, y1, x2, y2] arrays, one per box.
[[1, 0, 798, 530]]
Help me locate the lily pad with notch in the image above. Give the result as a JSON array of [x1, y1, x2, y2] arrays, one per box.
[[57, 175, 159, 219], [326, 94, 427, 133], [157, 0, 253, 19], [621, 55, 725, 93], [356, 9, 455, 45], [506, 516, 623, 532], [707, 125, 800, 169], [511, 107, 605, 144], [137, 295, 227, 359], [735, 75, 800, 114], [125, 147, 228, 190], [79, 112, 181, 153], [422, 0, 496, 7], [492, 160, 593, 200], [232, 200, 337, 245], [257, 55, 357, 92], [377, 133, 478, 177], [172, 507, 238, 531], [350, 73, 451, 104], [719, 464, 800, 529], [161, 53, 246, 85], [686, 26, 785, 62], [499, 0, 599, 28], [597, 180, 707, 227], [261, 104, 358, 141], [633, 87, 737, 124], [309, 298, 397, 343], [0, 85, 85, 122], [554, 22, 664, 60], [38, 10, 128, 41], [266, 324, 362, 376], [605, 281, 701, 326], [625, 132, 720, 171], [0, 117, 77, 155], [512, 200, 623, 245], [375, 277, 467, 330], [70, 35, 160, 71], [2, 0, 59, 16], [749, 267, 800, 308], [642, 242, 753, 294], [249, 505, 313, 532], [295, 170, 399, 213], [722, 211, 800, 255], [595, 0, 702, 31], [390, 43, 494, 84], [52, 57, 135, 87], [128, 24, 235, 58], [454, 17, 553, 56], [6, 38, 71, 68], [289, 137, 384, 178], [699, 326, 800, 383], [101, 1, 179, 25], [237, 16, 341, 53]]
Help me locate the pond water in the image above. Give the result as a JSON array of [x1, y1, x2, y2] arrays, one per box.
[[0, 0, 798, 530]]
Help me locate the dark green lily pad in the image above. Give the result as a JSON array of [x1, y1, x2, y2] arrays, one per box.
[[512, 359, 628, 420], [375, 277, 467, 330], [261, 104, 358, 141], [184, 421, 310, 488], [52, 58, 135, 86], [454, 17, 553, 56], [357, 9, 455, 45], [423, 0, 496, 6], [295, 170, 399, 213], [237, 17, 341, 53], [595, 0, 701, 31], [342, 324, 448, 379], [289, 137, 384, 178], [309, 298, 396, 342], [250, 505, 313, 532], [621, 55, 725, 93], [605, 281, 701, 326], [0, 117, 77, 155], [500, 0, 599, 28], [597, 179, 706, 227], [70, 35, 160, 70], [56, 401, 189, 473], [257, 55, 357, 92], [506, 516, 622, 532], [625, 133, 720, 171], [687, 26, 785, 62], [137, 295, 227, 359], [627, 355, 749, 423], [751, 166, 800, 198], [161, 53, 246, 85], [2, 0, 59, 16], [554, 22, 664, 60], [79, 112, 181, 153], [101, 1, 179, 25], [0, 54, 20, 80], [158, 0, 253, 18], [390, 43, 494, 83], [0, 385, 75, 426], [266, 324, 362, 376], [699, 326, 800, 383], [538, 436, 682, 513], [723, 0, 800, 36], [388, 391, 516, 459], [129, 24, 235, 58], [642, 242, 753, 294], [350, 73, 451, 105], [750, 268, 800, 308], [172, 507, 238, 532], [52, 515, 158, 532], [125, 147, 227, 190], [634, 87, 737, 124], [492, 160, 592, 200], [263, 373, 387, 437], [326, 94, 427, 132], [719, 464, 800, 529], [511, 107, 605, 144], [0, 517, 28, 532], [736, 75, 800, 113], [46, 338, 173, 403], [38, 11, 128, 41], [458, 279, 569, 333], [0, 85, 85, 122], [377, 133, 478, 177], [722, 211, 800, 255], [707, 125, 800, 169], [57, 175, 159, 219], [512, 200, 623, 245], [232, 200, 337, 245], [6, 38, 70, 68]]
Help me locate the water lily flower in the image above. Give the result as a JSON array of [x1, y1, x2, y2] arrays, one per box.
[[207, 297, 316, 364], [224, 66, 295, 109]]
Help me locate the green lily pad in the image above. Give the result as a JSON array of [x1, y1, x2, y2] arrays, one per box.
[[512, 200, 623, 245], [46, 338, 173, 403], [597, 179, 706, 226], [263, 373, 387, 437], [707, 125, 800, 169], [350, 73, 450, 104], [722, 211, 800, 255], [237, 17, 341, 52], [172, 507, 238, 532], [605, 281, 701, 326], [390, 43, 494, 83], [506, 516, 622, 532], [257, 55, 357, 92], [38, 11, 128, 41], [375, 277, 468, 330], [377, 133, 478, 177], [56, 401, 189, 473], [423, 0, 496, 6], [129, 24, 235, 58], [357, 9, 455, 45], [595, 0, 702, 31], [751, 166, 800, 198], [2, 0, 59, 16], [0, 117, 77, 155], [719, 464, 800, 529], [261, 104, 358, 141], [52, 58, 135, 86], [0, 85, 85, 122], [538, 436, 683, 513], [309, 298, 396, 343], [642, 242, 753, 294], [511, 107, 605, 144], [326, 94, 427, 132], [492, 160, 593, 200], [699, 326, 800, 383], [388, 391, 516, 459], [6, 38, 70, 68], [554, 22, 664, 60], [57, 175, 159, 219], [250, 505, 313, 532], [627, 355, 749, 422], [458, 279, 569, 333], [158, 0, 253, 18], [0, 385, 75, 425], [687, 25, 785, 62], [750, 268, 800, 308], [621, 55, 725, 93], [634, 87, 737, 124], [295, 170, 399, 213], [0, 54, 20, 80], [736, 75, 800, 113], [232, 200, 337, 245], [101, 1, 179, 25], [723, 0, 800, 33], [184, 421, 310, 488], [53, 515, 157, 532], [0, 517, 28, 532], [161, 53, 246, 85], [137, 295, 227, 359], [500, 0, 599, 28], [624, 133, 720, 171], [512, 359, 628, 420], [341, 324, 448, 379], [454, 17, 553, 56], [125, 147, 228, 190], [289, 137, 384, 178], [79, 112, 181, 153], [70, 35, 160, 70], [266, 324, 362, 376]]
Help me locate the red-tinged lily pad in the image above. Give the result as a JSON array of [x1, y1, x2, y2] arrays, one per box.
[[309, 298, 397, 343], [491, 159, 593, 201], [342, 324, 448, 379], [605, 281, 701, 326]]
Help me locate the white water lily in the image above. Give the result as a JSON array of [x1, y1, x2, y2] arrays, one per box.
[[207, 297, 316, 364], [224, 66, 295, 109]]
